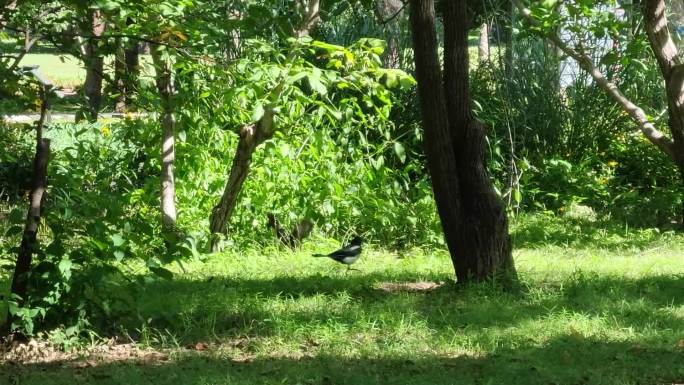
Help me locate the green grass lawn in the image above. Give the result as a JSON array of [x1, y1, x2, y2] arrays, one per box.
[[13, 49, 490, 91], [2, 215, 683, 385], [18, 54, 86, 89], [14, 53, 155, 90]]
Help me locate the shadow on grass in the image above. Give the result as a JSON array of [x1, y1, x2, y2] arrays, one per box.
[[128, 270, 684, 345], [4, 336, 683, 385], [511, 214, 683, 250]]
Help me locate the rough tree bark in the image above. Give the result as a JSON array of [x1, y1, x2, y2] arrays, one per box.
[[124, 39, 139, 110], [2, 86, 50, 337], [643, 0, 684, 223], [409, 0, 515, 282], [478, 21, 490, 63], [504, 1, 515, 77], [443, 0, 514, 281], [151, 47, 177, 232], [83, 9, 105, 122], [294, 0, 321, 37], [226, 9, 242, 60], [375, 0, 404, 68], [209, 109, 275, 251], [24, 24, 30, 51], [114, 37, 126, 113]]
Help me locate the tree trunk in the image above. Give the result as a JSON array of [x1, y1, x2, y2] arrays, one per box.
[[409, 0, 515, 283], [294, 0, 321, 37], [9, 140, 49, 301], [478, 21, 490, 63], [2, 90, 50, 336], [643, 0, 684, 225], [151, 47, 177, 231], [114, 37, 126, 113], [375, 0, 404, 68], [83, 9, 105, 122], [210, 109, 275, 251], [24, 24, 30, 51], [408, 0, 465, 277], [124, 40, 139, 110], [443, 0, 515, 281], [504, 1, 515, 77]]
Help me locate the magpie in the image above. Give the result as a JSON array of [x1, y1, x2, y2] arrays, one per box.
[[313, 236, 363, 270]]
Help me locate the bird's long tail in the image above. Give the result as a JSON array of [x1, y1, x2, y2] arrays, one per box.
[[312, 253, 327, 257]]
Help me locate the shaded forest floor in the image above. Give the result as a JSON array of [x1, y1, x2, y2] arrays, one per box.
[[2, 214, 684, 385]]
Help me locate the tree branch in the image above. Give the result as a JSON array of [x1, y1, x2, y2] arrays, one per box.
[[8, 36, 40, 72], [513, 0, 676, 160], [377, 1, 407, 25]]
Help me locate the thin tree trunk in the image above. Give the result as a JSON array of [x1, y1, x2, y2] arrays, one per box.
[[443, 0, 515, 281], [151, 48, 177, 231], [294, 0, 321, 37], [210, 110, 275, 251], [505, 2, 515, 77], [408, 0, 464, 277], [643, 0, 684, 225], [2, 88, 50, 337], [375, 0, 404, 68], [228, 11, 242, 60], [478, 21, 490, 63], [114, 37, 126, 113], [83, 9, 105, 122], [124, 40, 139, 110], [24, 24, 30, 51], [8, 140, 49, 302]]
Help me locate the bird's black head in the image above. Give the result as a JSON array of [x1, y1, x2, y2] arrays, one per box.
[[350, 236, 363, 246]]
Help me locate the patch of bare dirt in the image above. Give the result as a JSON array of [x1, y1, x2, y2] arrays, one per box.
[[0, 338, 171, 367], [376, 281, 444, 293]]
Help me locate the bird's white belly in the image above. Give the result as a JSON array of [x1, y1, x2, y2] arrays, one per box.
[[341, 256, 358, 264]]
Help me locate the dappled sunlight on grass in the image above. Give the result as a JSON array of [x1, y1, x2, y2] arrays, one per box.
[[3, 217, 683, 384]]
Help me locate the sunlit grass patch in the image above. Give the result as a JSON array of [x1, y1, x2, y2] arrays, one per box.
[[3, 216, 684, 385]]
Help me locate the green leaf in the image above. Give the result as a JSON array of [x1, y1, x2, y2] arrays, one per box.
[[287, 71, 308, 84], [307, 68, 327, 95], [252, 102, 265, 122], [111, 233, 125, 247], [93, 0, 120, 11], [513, 189, 523, 204], [372, 155, 385, 170], [8, 208, 24, 224], [5, 225, 23, 237], [114, 250, 125, 262], [90, 239, 107, 251], [311, 41, 345, 54], [394, 142, 406, 163], [58, 259, 72, 279], [399, 75, 416, 89]]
